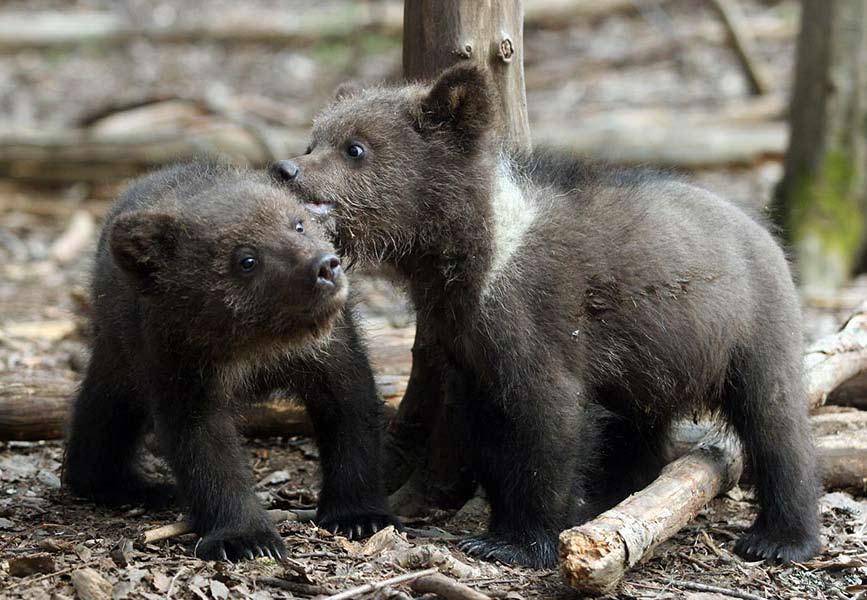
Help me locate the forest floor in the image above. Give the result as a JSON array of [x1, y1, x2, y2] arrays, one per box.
[[1, 0, 867, 598]]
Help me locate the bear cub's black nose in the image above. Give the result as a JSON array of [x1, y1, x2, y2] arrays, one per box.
[[271, 160, 300, 182], [317, 254, 341, 286]]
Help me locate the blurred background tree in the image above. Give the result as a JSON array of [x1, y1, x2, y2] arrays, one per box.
[[775, 0, 867, 293]]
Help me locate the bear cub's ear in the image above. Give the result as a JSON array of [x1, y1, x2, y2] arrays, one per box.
[[418, 63, 495, 149], [110, 211, 181, 282], [333, 81, 361, 102]]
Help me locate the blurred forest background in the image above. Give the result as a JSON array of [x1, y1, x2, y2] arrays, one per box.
[[1, 1, 867, 600]]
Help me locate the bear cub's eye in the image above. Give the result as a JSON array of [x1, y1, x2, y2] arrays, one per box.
[[295, 221, 304, 233], [346, 143, 366, 159], [239, 256, 258, 273], [233, 247, 260, 275]]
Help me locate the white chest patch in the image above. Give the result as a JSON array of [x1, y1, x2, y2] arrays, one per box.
[[481, 163, 538, 299]]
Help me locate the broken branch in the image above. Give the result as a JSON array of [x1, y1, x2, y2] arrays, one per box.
[[559, 427, 743, 595]]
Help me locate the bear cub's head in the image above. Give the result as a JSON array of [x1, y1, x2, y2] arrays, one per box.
[[271, 63, 497, 263], [108, 166, 347, 357]]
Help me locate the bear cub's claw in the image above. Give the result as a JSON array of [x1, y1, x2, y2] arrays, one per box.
[[196, 526, 286, 562], [317, 512, 403, 540], [458, 534, 557, 569], [734, 526, 820, 563]]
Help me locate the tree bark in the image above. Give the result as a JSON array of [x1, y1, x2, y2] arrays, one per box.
[[402, 0, 531, 148], [775, 0, 867, 291]]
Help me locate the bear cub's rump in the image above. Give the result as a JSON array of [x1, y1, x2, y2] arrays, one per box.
[[271, 65, 821, 568], [63, 162, 398, 561]]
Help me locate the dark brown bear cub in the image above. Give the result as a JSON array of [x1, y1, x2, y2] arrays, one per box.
[[63, 162, 398, 561], [271, 65, 821, 568]]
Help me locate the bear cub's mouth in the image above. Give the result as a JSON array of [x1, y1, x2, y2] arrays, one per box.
[[303, 198, 336, 215]]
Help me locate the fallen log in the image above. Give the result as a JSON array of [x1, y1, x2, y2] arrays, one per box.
[[534, 119, 786, 168], [815, 411, 867, 492], [0, 371, 401, 441], [670, 409, 867, 491], [0, 118, 788, 184], [827, 374, 867, 409], [559, 427, 743, 595], [0, 124, 306, 183], [805, 300, 867, 409], [0, 372, 76, 441]]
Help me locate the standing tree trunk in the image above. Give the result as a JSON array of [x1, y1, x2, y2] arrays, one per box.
[[775, 0, 867, 291], [403, 0, 531, 148], [385, 0, 532, 514]]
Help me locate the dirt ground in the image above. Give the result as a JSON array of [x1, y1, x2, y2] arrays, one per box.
[[1, 1, 866, 598]]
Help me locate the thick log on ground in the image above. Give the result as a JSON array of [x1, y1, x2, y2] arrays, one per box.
[[670, 409, 867, 491], [805, 300, 867, 409], [827, 373, 867, 409], [0, 119, 790, 183], [0, 124, 306, 183], [559, 428, 743, 595], [534, 119, 786, 168], [0, 371, 401, 441], [812, 408, 867, 491], [0, 372, 76, 441]]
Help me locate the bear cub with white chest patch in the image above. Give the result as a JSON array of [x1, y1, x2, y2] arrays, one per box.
[[271, 65, 821, 569], [63, 162, 399, 561]]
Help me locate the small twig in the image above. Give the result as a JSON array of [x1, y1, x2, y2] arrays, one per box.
[[705, 0, 770, 95], [140, 508, 315, 545], [258, 577, 335, 596], [410, 573, 492, 600], [322, 568, 439, 600], [671, 579, 768, 600], [166, 567, 187, 598]]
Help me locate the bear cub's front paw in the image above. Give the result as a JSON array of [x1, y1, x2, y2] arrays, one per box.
[[316, 511, 402, 540], [195, 525, 285, 562], [458, 533, 558, 569], [734, 525, 821, 563]]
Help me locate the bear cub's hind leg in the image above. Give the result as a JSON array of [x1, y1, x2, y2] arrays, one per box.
[[725, 349, 821, 562]]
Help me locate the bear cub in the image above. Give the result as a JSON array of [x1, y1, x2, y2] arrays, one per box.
[[64, 162, 399, 561], [271, 64, 821, 568]]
